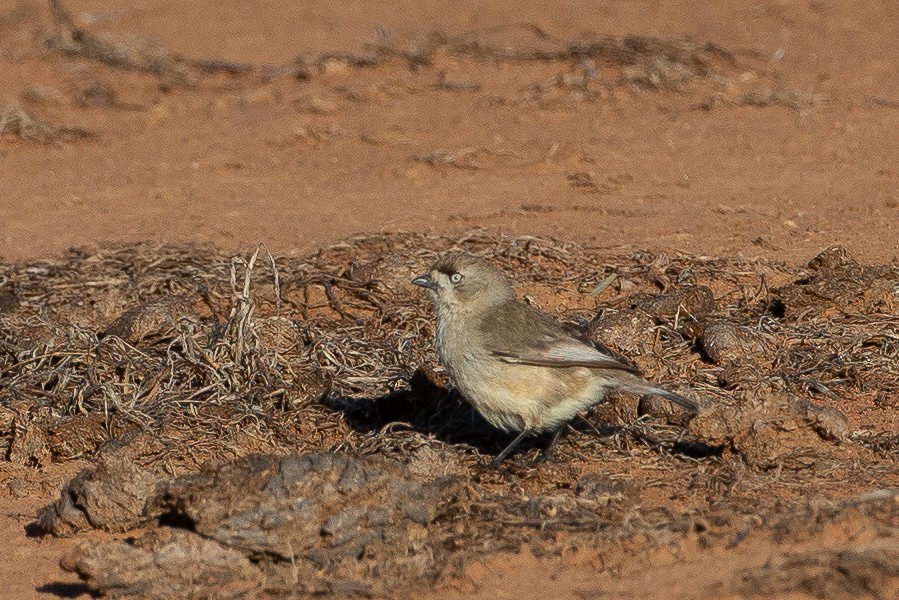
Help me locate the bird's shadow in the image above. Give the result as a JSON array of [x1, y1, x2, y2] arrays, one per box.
[[35, 582, 90, 599], [323, 367, 721, 462], [323, 367, 554, 457]]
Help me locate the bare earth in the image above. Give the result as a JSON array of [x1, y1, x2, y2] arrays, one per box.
[[1, 1, 898, 599]]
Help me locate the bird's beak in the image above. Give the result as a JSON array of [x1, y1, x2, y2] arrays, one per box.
[[411, 273, 437, 290]]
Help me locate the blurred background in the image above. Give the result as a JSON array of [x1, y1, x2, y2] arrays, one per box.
[[1, 0, 897, 261]]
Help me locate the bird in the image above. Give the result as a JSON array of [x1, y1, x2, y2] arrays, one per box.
[[411, 252, 698, 468]]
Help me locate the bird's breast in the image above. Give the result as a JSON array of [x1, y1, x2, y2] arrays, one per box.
[[435, 311, 481, 380]]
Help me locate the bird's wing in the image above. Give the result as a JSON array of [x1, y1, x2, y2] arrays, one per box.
[[483, 300, 640, 374], [490, 338, 640, 373]]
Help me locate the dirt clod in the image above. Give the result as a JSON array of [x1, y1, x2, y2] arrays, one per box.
[[61, 528, 263, 599], [687, 392, 848, 469], [632, 284, 716, 337], [102, 297, 196, 343], [770, 247, 898, 319], [57, 452, 466, 597], [37, 454, 160, 536], [151, 453, 463, 560], [701, 320, 769, 365]]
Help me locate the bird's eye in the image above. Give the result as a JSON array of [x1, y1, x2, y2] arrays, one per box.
[[450, 272, 463, 284]]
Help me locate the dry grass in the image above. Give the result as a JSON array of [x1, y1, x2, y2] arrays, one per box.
[[413, 147, 484, 169], [0, 101, 92, 144], [3, 231, 896, 597], [0, 232, 895, 486], [39, 0, 820, 111]]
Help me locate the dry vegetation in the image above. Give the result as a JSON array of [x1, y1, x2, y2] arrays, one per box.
[[1, 0, 826, 150], [0, 101, 92, 144], [0, 231, 895, 597]]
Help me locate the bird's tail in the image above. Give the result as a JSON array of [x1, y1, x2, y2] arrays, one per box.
[[651, 387, 699, 412], [619, 376, 699, 412]]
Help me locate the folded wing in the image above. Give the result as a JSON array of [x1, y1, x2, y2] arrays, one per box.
[[490, 337, 640, 373], [482, 299, 640, 373]]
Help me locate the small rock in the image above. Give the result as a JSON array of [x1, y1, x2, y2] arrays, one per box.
[[102, 297, 195, 344], [797, 401, 849, 442], [701, 320, 769, 365], [806, 245, 858, 272]]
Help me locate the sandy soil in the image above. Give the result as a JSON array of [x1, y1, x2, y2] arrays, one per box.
[[1, 0, 898, 265], [1, 1, 898, 599]]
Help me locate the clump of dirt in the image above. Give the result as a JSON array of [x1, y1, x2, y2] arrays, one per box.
[[37, 454, 160, 536], [55, 452, 465, 598], [769, 244, 898, 319], [47, 451, 899, 599], [700, 319, 770, 365], [687, 391, 848, 469], [61, 528, 263, 599]]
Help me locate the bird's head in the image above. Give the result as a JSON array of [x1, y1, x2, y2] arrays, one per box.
[[412, 253, 514, 313]]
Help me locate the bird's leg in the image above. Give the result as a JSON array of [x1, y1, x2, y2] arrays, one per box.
[[490, 429, 532, 468], [542, 424, 568, 461], [523, 425, 568, 468]]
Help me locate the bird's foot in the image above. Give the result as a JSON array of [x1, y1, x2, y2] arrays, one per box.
[[525, 451, 559, 469], [483, 457, 515, 481]]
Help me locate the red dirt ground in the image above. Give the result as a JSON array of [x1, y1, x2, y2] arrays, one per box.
[[1, 1, 897, 598]]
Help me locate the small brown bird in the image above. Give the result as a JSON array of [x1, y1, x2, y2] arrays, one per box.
[[412, 252, 698, 467]]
